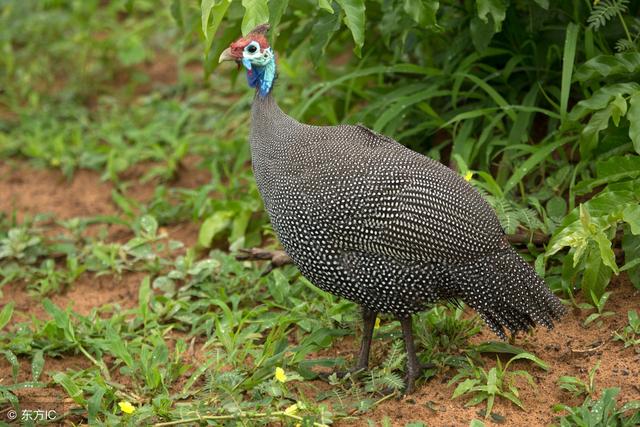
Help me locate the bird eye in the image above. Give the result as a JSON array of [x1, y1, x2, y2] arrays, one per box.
[[246, 44, 257, 53]]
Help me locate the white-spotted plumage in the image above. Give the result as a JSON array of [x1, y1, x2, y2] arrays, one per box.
[[250, 93, 565, 339]]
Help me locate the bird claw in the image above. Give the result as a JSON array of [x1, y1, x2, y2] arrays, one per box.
[[235, 248, 293, 276], [317, 366, 367, 384], [400, 361, 436, 396]]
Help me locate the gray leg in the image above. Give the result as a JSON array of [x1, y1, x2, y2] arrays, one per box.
[[400, 316, 422, 394], [353, 307, 377, 371]]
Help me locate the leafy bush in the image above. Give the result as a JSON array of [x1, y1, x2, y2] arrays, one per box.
[[198, 0, 640, 308]]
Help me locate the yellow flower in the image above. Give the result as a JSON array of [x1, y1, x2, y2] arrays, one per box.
[[275, 367, 287, 383], [464, 170, 474, 182], [374, 317, 381, 329], [284, 403, 298, 415], [118, 401, 136, 414]]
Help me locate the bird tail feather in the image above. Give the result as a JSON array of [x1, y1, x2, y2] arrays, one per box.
[[450, 248, 566, 339]]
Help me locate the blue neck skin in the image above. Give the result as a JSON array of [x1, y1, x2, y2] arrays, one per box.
[[242, 55, 276, 97]]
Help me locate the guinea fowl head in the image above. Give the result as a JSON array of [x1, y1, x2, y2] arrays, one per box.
[[219, 24, 275, 97]]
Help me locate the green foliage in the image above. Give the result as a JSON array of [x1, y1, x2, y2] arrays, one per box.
[[449, 351, 549, 417], [204, 0, 639, 314], [553, 388, 640, 427], [614, 310, 640, 348], [557, 361, 600, 399], [2, 0, 640, 424]]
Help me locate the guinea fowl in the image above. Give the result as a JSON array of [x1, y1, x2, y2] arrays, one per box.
[[219, 24, 565, 394]]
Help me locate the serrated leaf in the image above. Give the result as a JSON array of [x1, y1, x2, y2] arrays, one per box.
[[335, 0, 366, 56]]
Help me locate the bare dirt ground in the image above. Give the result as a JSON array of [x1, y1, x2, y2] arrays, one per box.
[[1, 161, 639, 426]]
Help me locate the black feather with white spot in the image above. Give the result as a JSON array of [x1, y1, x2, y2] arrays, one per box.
[[249, 94, 565, 337]]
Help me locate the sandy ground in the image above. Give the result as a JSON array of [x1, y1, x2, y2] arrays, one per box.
[[1, 161, 639, 426]]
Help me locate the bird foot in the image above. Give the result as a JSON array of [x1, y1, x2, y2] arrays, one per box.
[[235, 248, 293, 275], [317, 365, 367, 383], [402, 361, 435, 396]]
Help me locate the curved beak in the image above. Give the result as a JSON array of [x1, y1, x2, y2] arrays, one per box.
[[218, 48, 235, 63]]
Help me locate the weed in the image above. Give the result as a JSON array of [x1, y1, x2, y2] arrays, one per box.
[[558, 361, 600, 399], [614, 310, 640, 348], [450, 351, 549, 417], [553, 388, 640, 427]]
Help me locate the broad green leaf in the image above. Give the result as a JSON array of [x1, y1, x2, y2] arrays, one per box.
[[470, 16, 495, 52], [203, 0, 231, 54], [629, 92, 640, 154], [269, 0, 289, 31], [201, 0, 216, 39], [43, 299, 75, 342], [582, 245, 612, 304], [569, 83, 640, 121], [404, 0, 439, 28], [622, 204, 640, 235], [241, 0, 269, 36], [469, 420, 487, 427], [546, 196, 567, 220], [574, 52, 640, 82], [198, 211, 233, 248], [610, 93, 627, 126], [476, 0, 507, 32], [532, 0, 548, 8], [593, 229, 618, 273], [0, 302, 14, 330], [576, 156, 640, 193], [581, 105, 613, 156], [621, 229, 640, 288], [335, 0, 366, 56], [309, 6, 342, 62], [317, 0, 334, 13]]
